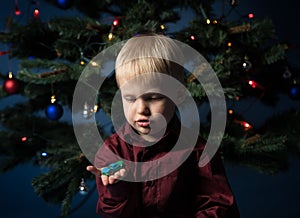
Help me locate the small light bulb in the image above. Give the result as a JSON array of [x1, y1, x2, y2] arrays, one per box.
[[113, 19, 119, 26], [50, 95, 56, 103], [248, 80, 256, 88], [248, 13, 254, 19], [15, 5, 21, 15], [33, 8, 39, 18], [108, 33, 113, 41]]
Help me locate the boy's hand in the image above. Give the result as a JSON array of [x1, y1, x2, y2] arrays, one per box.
[[86, 163, 126, 186]]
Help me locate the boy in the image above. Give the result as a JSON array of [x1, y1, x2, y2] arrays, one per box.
[[87, 34, 240, 217]]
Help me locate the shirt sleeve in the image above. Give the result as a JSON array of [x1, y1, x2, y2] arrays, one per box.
[[95, 176, 141, 218], [94, 138, 141, 218], [193, 150, 240, 218]]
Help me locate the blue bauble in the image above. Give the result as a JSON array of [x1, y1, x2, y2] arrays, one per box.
[[56, 0, 73, 9], [289, 84, 300, 99], [45, 103, 63, 121]]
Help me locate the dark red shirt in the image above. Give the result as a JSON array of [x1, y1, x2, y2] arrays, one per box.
[[94, 117, 240, 217]]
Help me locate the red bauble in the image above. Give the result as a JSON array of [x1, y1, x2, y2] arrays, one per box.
[[3, 77, 20, 95]]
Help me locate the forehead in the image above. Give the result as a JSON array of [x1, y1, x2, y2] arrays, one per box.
[[118, 73, 182, 103], [119, 74, 164, 96]]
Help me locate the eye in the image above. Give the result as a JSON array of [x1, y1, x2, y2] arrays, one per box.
[[146, 94, 164, 101], [123, 95, 136, 102]]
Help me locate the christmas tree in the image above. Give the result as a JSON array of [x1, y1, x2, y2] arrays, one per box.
[[0, 0, 299, 216]]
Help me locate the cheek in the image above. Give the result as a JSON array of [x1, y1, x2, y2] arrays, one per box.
[[122, 102, 133, 120], [160, 101, 176, 119]]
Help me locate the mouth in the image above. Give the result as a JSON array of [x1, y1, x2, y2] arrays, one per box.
[[136, 119, 150, 127]]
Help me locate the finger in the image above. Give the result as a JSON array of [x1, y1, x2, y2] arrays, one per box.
[[114, 171, 121, 178], [108, 175, 118, 184], [113, 168, 127, 179], [101, 175, 109, 186], [86, 166, 101, 176], [119, 169, 126, 177]]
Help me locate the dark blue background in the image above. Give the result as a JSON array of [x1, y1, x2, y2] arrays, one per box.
[[1, 0, 300, 217]]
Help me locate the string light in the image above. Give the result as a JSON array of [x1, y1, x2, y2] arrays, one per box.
[[33, 8, 40, 19], [206, 18, 211, 24], [228, 109, 234, 115], [8, 72, 13, 79], [93, 104, 99, 112], [227, 42, 232, 47], [108, 33, 113, 41], [113, 19, 119, 26], [234, 119, 253, 131], [15, 5, 21, 15], [248, 80, 256, 88], [21, 136, 28, 142], [248, 13, 254, 19], [50, 95, 57, 103], [160, 24, 165, 30], [247, 80, 264, 90], [241, 121, 252, 130], [190, 35, 195, 40]]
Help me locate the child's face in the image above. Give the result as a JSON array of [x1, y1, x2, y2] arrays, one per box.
[[119, 75, 176, 140]]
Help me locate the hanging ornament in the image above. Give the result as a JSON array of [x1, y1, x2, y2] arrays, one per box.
[[282, 67, 292, 79], [79, 52, 91, 66], [83, 101, 99, 119], [82, 102, 94, 119], [289, 83, 300, 99], [242, 55, 252, 71], [3, 72, 20, 95], [78, 178, 89, 195], [56, 0, 73, 9], [45, 95, 63, 121]]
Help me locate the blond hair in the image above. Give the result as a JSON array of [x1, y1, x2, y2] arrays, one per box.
[[115, 34, 185, 86]]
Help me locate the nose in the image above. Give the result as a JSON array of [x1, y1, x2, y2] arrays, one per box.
[[136, 98, 150, 115]]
